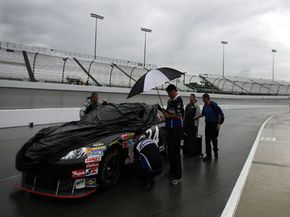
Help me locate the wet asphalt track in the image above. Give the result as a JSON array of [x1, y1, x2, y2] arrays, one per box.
[[0, 108, 287, 217]]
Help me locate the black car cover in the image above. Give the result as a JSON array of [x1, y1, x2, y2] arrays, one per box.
[[16, 103, 159, 171]]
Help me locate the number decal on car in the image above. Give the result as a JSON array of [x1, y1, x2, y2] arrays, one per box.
[[145, 126, 159, 144]]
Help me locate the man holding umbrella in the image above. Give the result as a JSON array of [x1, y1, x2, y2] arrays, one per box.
[[127, 68, 184, 185], [164, 84, 184, 185]]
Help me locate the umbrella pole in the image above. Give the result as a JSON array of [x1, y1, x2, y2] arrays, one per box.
[[156, 87, 164, 108]]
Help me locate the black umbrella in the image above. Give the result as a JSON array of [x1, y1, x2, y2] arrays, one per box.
[[127, 67, 184, 106]]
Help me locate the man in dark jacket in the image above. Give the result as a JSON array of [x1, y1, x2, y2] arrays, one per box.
[[164, 84, 184, 185], [79, 92, 108, 118], [183, 94, 200, 156], [127, 128, 163, 191]]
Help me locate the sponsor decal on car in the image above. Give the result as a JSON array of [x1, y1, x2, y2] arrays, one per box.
[[86, 167, 98, 176], [92, 143, 103, 147], [86, 146, 106, 153], [122, 141, 128, 148], [121, 133, 134, 140], [86, 162, 99, 168], [121, 133, 129, 140], [85, 178, 97, 188], [92, 142, 105, 147], [72, 169, 86, 178], [88, 150, 104, 157], [86, 148, 105, 156], [91, 145, 106, 151], [122, 139, 133, 149], [85, 155, 101, 164], [75, 178, 86, 189]]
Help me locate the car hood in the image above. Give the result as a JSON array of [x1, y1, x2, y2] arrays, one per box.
[[16, 103, 159, 171]]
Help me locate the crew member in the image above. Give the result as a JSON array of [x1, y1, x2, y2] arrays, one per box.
[[164, 84, 184, 185], [183, 93, 200, 156], [79, 92, 108, 118], [127, 128, 163, 191], [195, 93, 222, 161]]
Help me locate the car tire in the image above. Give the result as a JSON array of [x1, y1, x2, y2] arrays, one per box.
[[98, 147, 123, 189]]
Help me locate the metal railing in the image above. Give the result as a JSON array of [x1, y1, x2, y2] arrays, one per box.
[[0, 41, 157, 69], [199, 73, 290, 95], [0, 41, 206, 92]]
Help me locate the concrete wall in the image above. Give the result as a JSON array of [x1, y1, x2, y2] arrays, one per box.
[[0, 80, 289, 128], [0, 108, 79, 128], [1, 105, 287, 128]]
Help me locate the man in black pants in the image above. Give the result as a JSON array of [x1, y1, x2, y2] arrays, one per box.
[[183, 93, 200, 157], [126, 129, 163, 191], [164, 84, 184, 185], [195, 93, 222, 161]]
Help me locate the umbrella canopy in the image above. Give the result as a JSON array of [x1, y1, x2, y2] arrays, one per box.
[[127, 67, 184, 98]]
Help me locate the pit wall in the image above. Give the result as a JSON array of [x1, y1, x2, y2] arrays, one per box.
[[0, 80, 289, 128]]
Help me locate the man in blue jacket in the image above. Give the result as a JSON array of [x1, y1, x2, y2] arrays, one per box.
[[195, 93, 222, 161]]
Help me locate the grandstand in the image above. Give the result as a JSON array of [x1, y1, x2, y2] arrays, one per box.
[[0, 41, 289, 95], [0, 41, 154, 87], [0, 41, 195, 91], [199, 74, 290, 95]]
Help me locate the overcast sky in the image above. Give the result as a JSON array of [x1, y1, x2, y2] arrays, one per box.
[[1, 0, 290, 81]]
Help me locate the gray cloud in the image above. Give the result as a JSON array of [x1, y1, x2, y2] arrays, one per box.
[[1, 0, 290, 81]]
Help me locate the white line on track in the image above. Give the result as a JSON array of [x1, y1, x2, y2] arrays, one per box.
[[220, 112, 283, 217]]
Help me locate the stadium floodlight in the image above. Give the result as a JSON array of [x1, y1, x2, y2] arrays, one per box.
[[90, 13, 104, 19], [221, 41, 228, 78], [141, 27, 152, 67], [90, 13, 104, 60], [272, 49, 277, 81], [141, 28, 152, 33]]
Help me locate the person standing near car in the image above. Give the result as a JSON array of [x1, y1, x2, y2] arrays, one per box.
[[79, 92, 108, 118], [194, 93, 222, 161], [164, 84, 184, 185], [183, 93, 200, 157]]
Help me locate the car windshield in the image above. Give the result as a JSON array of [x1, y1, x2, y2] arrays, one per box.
[[80, 103, 161, 125]]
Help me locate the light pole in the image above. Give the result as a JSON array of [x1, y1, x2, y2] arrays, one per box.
[[272, 49, 277, 81], [221, 40, 228, 78], [90, 13, 104, 60], [141, 27, 152, 68]]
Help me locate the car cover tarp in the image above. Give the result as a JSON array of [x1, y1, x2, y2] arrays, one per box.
[[16, 103, 159, 171]]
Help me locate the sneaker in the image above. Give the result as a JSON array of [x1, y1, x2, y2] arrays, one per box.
[[170, 178, 182, 185], [203, 156, 212, 161]]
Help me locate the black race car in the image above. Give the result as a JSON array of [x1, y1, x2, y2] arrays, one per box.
[[15, 103, 167, 198]]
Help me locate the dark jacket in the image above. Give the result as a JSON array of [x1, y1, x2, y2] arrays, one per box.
[[165, 95, 184, 128], [134, 138, 162, 172]]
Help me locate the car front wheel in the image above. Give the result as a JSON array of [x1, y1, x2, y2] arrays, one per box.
[[98, 148, 123, 189]]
